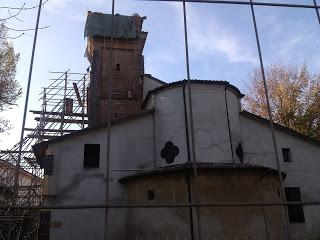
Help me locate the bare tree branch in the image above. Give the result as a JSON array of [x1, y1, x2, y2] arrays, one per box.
[[0, 0, 49, 11], [0, 4, 25, 22], [3, 25, 49, 32], [7, 10, 24, 22], [1, 33, 25, 40]]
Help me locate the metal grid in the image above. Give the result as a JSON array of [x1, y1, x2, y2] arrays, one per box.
[[0, 0, 319, 240]]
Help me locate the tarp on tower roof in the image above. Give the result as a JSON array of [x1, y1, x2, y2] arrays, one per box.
[[84, 12, 137, 39]]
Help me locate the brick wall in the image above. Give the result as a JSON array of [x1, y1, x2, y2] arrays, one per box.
[[86, 15, 147, 126]]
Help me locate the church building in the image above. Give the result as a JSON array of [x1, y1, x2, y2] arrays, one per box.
[[33, 12, 320, 240]]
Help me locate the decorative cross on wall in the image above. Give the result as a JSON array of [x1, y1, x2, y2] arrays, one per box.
[[161, 141, 179, 164]]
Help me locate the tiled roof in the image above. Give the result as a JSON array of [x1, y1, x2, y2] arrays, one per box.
[[119, 162, 285, 183]]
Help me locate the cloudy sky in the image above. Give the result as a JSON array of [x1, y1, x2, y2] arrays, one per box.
[[0, 0, 320, 149]]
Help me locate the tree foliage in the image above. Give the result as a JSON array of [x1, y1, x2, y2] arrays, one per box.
[[0, 23, 21, 133], [244, 63, 320, 141]]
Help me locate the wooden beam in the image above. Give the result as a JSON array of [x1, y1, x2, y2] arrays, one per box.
[[73, 83, 84, 107]]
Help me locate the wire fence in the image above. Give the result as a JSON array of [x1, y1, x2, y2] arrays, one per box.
[[1, 0, 320, 240]]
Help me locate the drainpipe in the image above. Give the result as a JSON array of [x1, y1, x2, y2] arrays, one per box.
[[224, 86, 235, 163]]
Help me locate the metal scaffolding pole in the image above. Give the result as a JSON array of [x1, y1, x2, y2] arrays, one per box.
[[314, 0, 320, 24], [143, 0, 320, 9], [249, 0, 289, 238], [2, 200, 320, 210], [182, 2, 202, 239], [104, 0, 115, 239], [7, 1, 43, 239]]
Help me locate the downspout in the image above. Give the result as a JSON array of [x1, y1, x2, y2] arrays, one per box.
[[183, 83, 195, 240], [224, 86, 235, 163]]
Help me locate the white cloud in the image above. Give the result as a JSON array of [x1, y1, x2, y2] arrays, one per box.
[[167, 4, 257, 64], [45, 0, 70, 13], [190, 26, 257, 64], [66, 14, 86, 23]]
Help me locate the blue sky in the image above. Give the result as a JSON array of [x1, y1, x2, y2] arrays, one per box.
[[0, 0, 320, 149]]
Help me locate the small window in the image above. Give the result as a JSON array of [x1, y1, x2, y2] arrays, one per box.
[[84, 144, 100, 168], [44, 155, 54, 175], [38, 211, 51, 240], [285, 187, 305, 223], [282, 148, 292, 162], [116, 64, 120, 71], [147, 190, 155, 200]]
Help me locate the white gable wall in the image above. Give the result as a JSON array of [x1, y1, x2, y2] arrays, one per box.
[[240, 115, 320, 239], [46, 114, 155, 240]]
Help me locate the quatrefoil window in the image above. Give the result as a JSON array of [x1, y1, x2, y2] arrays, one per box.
[[161, 141, 179, 164]]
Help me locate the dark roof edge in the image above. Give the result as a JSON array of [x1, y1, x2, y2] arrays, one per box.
[[241, 111, 320, 147], [142, 80, 244, 109], [119, 162, 285, 183], [32, 108, 155, 159], [144, 74, 167, 85]]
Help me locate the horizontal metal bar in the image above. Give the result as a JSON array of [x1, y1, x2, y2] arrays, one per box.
[[24, 128, 76, 133], [30, 110, 87, 118], [112, 169, 154, 171], [141, 0, 320, 9], [27, 134, 57, 139], [49, 71, 89, 75], [0, 150, 33, 154], [1, 201, 320, 210], [34, 117, 88, 124]]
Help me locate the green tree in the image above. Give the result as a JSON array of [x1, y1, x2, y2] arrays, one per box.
[[244, 63, 320, 140], [0, 23, 21, 133]]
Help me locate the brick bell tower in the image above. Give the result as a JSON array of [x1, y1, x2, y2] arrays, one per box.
[[85, 12, 147, 126]]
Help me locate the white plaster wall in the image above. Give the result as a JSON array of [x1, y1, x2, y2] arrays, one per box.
[[226, 89, 243, 162], [184, 84, 242, 163], [154, 86, 189, 166], [240, 115, 320, 239], [143, 75, 165, 99], [153, 83, 242, 166], [46, 114, 155, 240]]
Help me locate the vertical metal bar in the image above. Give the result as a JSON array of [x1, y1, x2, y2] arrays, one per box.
[[313, 0, 320, 24], [104, 0, 115, 239], [60, 72, 67, 136], [39, 87, 46, 143], [182, 2, 201, 240], [82, 75, 86, 129], [182, 84, 195, 239], [249, 0, 289, 239], [8, 1, 43, 239]]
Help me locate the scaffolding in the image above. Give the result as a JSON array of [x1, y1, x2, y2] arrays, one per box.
[[0, 71, 89, 239]]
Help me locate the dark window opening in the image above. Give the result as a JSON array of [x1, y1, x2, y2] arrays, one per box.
[[285, 187, 305, 223], [38, 211, 51, 240], [147, 190, 155, 200], [116, 64, 120, 71], [282, 148, 292, 162], [44, 155, 54, 175], [84, 144, 100, 168]]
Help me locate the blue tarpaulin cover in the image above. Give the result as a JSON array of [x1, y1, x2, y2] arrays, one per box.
[[84, 12, 137, 39]]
